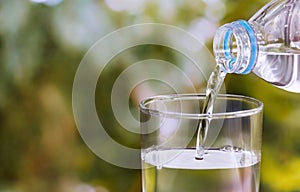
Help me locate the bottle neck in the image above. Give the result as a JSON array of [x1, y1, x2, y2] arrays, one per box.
[[213, 20, 258, 74]]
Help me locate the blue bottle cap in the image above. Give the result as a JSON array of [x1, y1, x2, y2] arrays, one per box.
[[223, 20, 258, 74]]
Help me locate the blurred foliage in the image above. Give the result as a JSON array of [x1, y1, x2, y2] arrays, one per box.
[[1, 0, 300, 191]]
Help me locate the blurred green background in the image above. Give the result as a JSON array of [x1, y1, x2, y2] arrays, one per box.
[[1, 0, 300, 191]]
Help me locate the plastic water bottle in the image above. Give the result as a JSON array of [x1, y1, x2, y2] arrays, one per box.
[[213, 0, 300, 93]]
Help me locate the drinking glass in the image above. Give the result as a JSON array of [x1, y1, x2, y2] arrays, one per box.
[[140, 94, 263, 192]]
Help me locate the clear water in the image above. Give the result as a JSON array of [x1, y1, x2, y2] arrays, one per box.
[[195, 65, 226, 160], [253, 51, 300, 93], [194, 48, 300, 160], [143, 148, 260, 192]]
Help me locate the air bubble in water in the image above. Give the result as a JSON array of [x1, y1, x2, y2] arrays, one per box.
[[157, 164, 163, 170], [219, 145, 243, 152]]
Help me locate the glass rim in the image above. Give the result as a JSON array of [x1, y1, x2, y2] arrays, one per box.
[[139, 93, 263, 119]]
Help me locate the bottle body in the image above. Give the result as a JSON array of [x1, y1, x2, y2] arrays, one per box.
[[253, 45, 300, 92], [213, 0, 300, 93]]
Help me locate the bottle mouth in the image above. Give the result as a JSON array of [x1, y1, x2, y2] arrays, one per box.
[[214, 20, 258, 74]]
